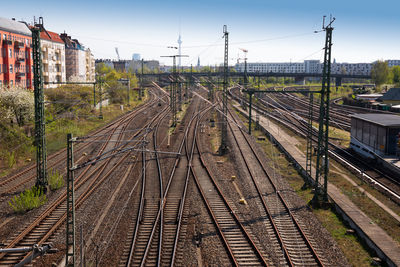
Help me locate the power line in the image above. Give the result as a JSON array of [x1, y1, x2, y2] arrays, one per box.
[[74, 30, 321, 51]]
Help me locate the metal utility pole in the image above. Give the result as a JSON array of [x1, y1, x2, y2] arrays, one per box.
[[208, 70, 214, 102], [172, 56, 177, 126], [178, 72, 182, 110], [313, 16, 334, 204], [118, 78, 130, 106], [161, 54, 188, 127], [66, 133, 76, 267], [99, 77, 103, 119], [240, 48, 248, 88], [190, 64, 193, 98], [305, 93, 314, 188], [139, 59, 144, 100], [248, 90, 254, 135], [219, 25, 229, 154], [93, 80, 96, 108], [32, 18, 47, 191]]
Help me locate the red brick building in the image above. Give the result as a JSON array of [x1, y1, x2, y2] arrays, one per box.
[[0, 17, 33, 89]]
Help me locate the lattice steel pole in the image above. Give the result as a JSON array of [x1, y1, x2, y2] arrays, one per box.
[[139, 59, 144, 100], [248, 90, 254, 135], [32, 21, 47, 191], [207, 70, 212, 101], [304, 93, 314, 188], [66, 133, 75, 267], [190, 64, 193, 98], [172, 56, 177, 126], [93, 81, 96, 108], [314, 18, 334, 204], [219, 25, 229, 154]]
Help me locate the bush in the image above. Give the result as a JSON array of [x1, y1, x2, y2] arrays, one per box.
[[45, 85, 93, 117], [6, 151, 16, 168], [8, 186, 47, 213], [0, 88, 34, 127], [106, 81, 128, 104], [49, 169, 64, 190]]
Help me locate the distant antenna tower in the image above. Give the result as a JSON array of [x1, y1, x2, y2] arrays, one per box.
[[115, 47, 120, 61], [178, 21, 182, 68]]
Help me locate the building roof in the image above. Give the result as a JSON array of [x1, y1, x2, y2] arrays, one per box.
[[379, 88, 400, 101], [60, 33, 84, 50], [351, 113, 400, 127], [0, 17, 31, 36], [40, 30, 64, 44]]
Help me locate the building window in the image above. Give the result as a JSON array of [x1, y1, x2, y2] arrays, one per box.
[[10, 80, 13, 86], [9, 48, 12, 58], [10, 64, 13, 74]]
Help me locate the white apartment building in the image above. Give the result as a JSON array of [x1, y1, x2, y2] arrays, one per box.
[[236, 62, 305, 73], [387, 60, 400, 68], [40, 30, 66, 88], [235, 60, 400, 76], [331, 62, 372, 75]]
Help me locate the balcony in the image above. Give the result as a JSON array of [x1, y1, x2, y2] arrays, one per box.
[[15, 57, 25, 64], [16, 72, 25, 78], [14, 41, 24, 49], [2, 39, 12, 45]]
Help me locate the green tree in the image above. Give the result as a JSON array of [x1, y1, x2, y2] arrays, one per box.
[[371, 61, 390, 86], [391, 66, 400, 85], [96, 62, 112, 76]]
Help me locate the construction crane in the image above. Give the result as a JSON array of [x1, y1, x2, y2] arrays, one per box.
[[115, 47, 120, 61]]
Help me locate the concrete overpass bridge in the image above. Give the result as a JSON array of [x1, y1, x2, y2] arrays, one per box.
[[140, 71, 371, 86]]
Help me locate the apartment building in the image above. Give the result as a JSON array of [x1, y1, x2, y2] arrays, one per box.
[[387, 60, 400, 68], [60, 33, 87, 82], [331, 62, 372, 75], [85, 48, 95, 82], [235, 60, 400, 76], [235, 62, 305, 73], [0, 17, 33, 89], [40, 29, 66, 88]]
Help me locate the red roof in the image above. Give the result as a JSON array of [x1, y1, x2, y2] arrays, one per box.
[[40, 30, 64, 44]]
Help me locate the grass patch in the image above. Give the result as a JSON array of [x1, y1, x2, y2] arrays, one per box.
[[8, 186, 47, 213], [311, 122, 350, 146], [48, 169, 64, 190]]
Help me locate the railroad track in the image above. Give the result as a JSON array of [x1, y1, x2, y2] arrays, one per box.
[[224, 99, 325, 266], [0, 88, 167, 266], [120, 92, 212, 266], [190, 100, 268, 266], [0, 91, 158, 197], [120, 99, 170, 266], [230, 88, 400, 204]]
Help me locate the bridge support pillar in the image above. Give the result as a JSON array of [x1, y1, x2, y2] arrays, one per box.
[[335, 77, 342, 87], [294, 76, 305, 85]]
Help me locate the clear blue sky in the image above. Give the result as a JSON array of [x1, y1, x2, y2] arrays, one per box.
[[3, 0, 400, 66]]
